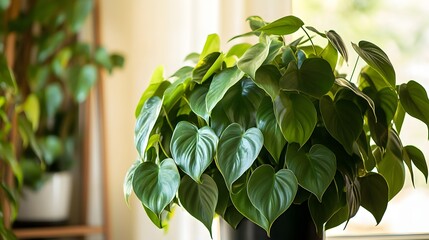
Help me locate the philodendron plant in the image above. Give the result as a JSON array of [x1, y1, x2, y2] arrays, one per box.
[[125, 15, 429, 237]]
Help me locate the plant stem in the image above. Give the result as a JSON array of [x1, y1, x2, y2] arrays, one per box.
[[159, 142, 170, 159], [350, 55, 360, 82], [301, 27, 317, 55], [163, 107, 174, 132]]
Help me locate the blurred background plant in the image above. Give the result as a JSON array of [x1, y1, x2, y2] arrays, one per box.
[[0, 0, 123, 237]]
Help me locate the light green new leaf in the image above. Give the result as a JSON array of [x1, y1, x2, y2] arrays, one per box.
[[192, 52, 224, 84], [216, 123, 263, 190], [163, 77, 189, 112], [274, 92, 317, 146], [179, 174, 218, 236], [321, 42, 338, 70], [225, 43, 252, 59], [200, 34, 220, 60], [135, 66, 170, 117], [320, 96, 363, 154], [359, 173, 388, 224], [171, 122, 218, 182], [254, 65, 281, 100], [132, 159, 180, 217], [286, 143, 336, 201], [189, 85, 210, 121], [352, 41, 395, 87], [399, 80, 429, 138], [257, 15, 304, 35], [237, 42, 270, 79], [256, 97, 286, 162], [247, 165, 298, 235], [281, 58, 335, 99], [23, 94, 40, 130], [206, 66, 245, 113], [124, 160, 140, 205], [135, 97, 163, 157], [326, 30, 348, 62], [403, 145, 428, 185], [230, 178, 270, 231]]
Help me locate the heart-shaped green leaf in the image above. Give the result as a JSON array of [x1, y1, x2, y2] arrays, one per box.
[[123, 160, 140, 205], [230, 178, 269, 231], [286, 143, 336, 201], [189, 84, 209, 121], [399, 80, 429, 138], [135, 96, 163, 158], [171, 122, 218, 182], [274, 92, 317, 146], [257, 15, 304, 35], [280, 58, 335, 98], [403, 145, 428, 185], [359, 173, 388, 225], [254, 65, 281, 100], [237, 42, 270, 79], [247, 165, 298, 235], [257, 97, 286, 162], [192, 52, 224, 84], [335, 78, 376, 116], [352, 41, 395, 87], [320, 96, 363, 154], [216, 123, 263, 190], [132, 159, 180, 217], [179, 174, 218, 236], [206, 66, 244, 113], [326, 30, 348, 62]]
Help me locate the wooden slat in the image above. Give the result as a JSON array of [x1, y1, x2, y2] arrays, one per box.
[[14, 225, 103, 239]]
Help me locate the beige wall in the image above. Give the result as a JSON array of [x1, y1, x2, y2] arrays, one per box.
[[99, 1, 291, 239]]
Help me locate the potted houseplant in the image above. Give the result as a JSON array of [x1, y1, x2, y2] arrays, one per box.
[[125, 15, 429, 239], [0, 0, 123, 227]]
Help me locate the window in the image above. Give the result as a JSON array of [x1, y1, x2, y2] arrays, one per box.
[[294, 0, 429, 238]]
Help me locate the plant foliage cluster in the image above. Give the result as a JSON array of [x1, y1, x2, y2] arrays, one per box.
[[126, 15, 428, 237]]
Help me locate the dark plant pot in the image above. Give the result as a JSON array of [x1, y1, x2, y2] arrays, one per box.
[[223, 202, 323, 240]]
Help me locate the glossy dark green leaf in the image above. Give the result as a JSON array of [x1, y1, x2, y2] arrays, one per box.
[[189, 84, 209, 121], [200, 34, 220, 60], [308, 181, 343, 235], [206, 66, 244, 113], [335, 78, 376, 116], [286, 143, 336, 201], [254, 65, 281, 100], [281, 58, 335, 98], [135, 66, 169, 117], [221, 79, 264, 129], [247, 165, 298, 234], [352, 41, 395, 87], [320, 96, 363, 154], [237, 42, 270, 79], [359, 173, 388, 224], [325, 205, 349, 230], [124, 160, 140, 205], [132, 159, 180, 217], [216, 123, 263, 190], [274, 92, 317, 146], [230, 178, 269, 231], [135, 97, 163, 157], [192, 52, 224, 84], [326, 30, 348, 62], [344, 175, 361, 222], [257, 98, 286, 162], [179, 174, 218, 236], [223, 206, 244, 229], [403, 145, 428, 184], [171, 122, 218, 182], [378, 87, 398, 125], [257, 15, 304, 35], [399, 80, 429, 138]]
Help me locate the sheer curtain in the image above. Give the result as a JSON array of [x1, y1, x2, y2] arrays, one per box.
[[99, 1, 292, 240]]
